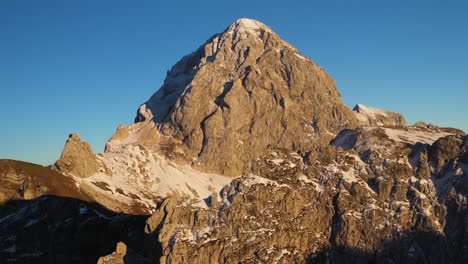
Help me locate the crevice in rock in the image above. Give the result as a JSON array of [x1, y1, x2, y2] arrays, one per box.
[[329, 192, 342, 247], [214, 81, 233, 110], [197, 109, 219, 158]]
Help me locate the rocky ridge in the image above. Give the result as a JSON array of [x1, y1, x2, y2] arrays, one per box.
[[142, 132, 467, 263]]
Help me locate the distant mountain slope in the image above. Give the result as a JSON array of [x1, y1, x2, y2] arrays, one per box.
[[0, 159, 91, 204]]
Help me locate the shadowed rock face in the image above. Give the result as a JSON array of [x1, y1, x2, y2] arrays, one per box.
[[134, 18, 359, 176], [0, 161, 152, 263], [0, 196, 149, 264]]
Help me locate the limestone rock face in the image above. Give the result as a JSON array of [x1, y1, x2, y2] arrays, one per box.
[[353, 104, 408, 127], [54, 134, 100, 178], [134, 18, 359, 176]]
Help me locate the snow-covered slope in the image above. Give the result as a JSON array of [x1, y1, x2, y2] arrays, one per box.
[[76, 144, 231, 213], [52, 120, 235, 214], [67, 134, 232, 213], [382, 127, 451, 145]]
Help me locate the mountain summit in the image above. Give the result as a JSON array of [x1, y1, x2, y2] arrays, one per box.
[[132, 18, 359, 176], [225, 18, 273, 34]]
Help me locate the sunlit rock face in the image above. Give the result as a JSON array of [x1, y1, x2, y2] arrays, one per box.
[[54, 134, 101, 178], [144, 132, 467, 263]]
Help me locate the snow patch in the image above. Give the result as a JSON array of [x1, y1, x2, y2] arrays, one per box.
[[269, 158, 284, 165], [241, 174, 291, 189], [383, 127, 450, 145], [341, 168, 358, 183], [72, 142, 233, 211], [298, 175, 324, 192], [227, 18, 269, 34], [294, 53, 307, 61]]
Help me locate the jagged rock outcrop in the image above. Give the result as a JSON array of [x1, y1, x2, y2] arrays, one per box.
[[353, 103, 408, 127], [54, 134, 100, 178], [430, 135, 468, 178], [142, 131, 467, 263], [133, 18, 359, 176], [414, 121, 428, 127], [97, 242, 127, 264]]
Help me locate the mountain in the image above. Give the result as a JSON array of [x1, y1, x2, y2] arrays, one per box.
[[1, 18, 467, 263], [49, 18, 361, 214], [353, 104, 408, 127], [132, 18, 359, 177]]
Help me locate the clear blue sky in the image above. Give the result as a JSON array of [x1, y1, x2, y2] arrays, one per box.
[[1, 0, 467, 166]]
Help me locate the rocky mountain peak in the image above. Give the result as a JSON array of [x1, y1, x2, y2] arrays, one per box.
[[134, 18, 298, 124], [54, 133, 100, 178], [226, 18, 272, 34], [353, 103, 408, 127], [132, 18, 359, 176]]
